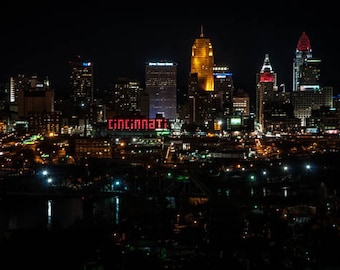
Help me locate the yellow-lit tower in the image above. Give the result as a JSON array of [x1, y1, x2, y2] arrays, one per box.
[[191, 25, 214, 91]]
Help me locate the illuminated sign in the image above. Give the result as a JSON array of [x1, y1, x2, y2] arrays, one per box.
[[214, 73, 233, 78], [82, 62, 92, 67], [230, 117, 241, 126], [148, 62, 174, 66], [108, 118, 168, 131]]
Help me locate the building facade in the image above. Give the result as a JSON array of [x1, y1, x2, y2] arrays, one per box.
[[145, 61, 177, 121], [291, 32, 332, 127], [190, 25, 214, 92], [113, 77, 146, 117], [69, 55, 94, 105], [213, 65, 234, 117], [256, 54, 277, 132]]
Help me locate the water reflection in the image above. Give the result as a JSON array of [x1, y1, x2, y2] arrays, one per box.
[[47, 199, 52, 229], [0, 195, 122, 233]]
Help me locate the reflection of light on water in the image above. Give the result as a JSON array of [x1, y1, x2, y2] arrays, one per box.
[[115, 196, 119, 225], [47, 199, 52, 229]]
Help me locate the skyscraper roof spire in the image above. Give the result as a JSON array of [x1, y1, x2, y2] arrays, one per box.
[[297, 31, 311, 52], [200, 25, 204, 38], [261, 53, 273, 73]]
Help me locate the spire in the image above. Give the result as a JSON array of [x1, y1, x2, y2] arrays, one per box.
[[261, 54, 273, 73], [297, 32, 311, 52], [200, 25, 204, 38], [259, 54, 275, 83]]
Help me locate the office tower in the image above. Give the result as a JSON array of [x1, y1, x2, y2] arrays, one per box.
[[69, 55, 94, 104], [145, 61, 177, 121], [256, 54, 277, 132], [187, 72, 217, 131], [190, 25, 214, 91], [113, 77, 144, 117], [213, 65, 234, 116], [293, 32, 321, 92], [291, 32, 331, 127], [233, 89, 250, 117], [227, 89, 251, 132], [256, 54, 298, 133], [10, 73, 49, 114], [187, 73, 199, 124], [68, 55, 94, 136], [17, 74, 54, 118], [15, 74, 59, 135], [10, 74, 39, 104], [292, 87, 333, 127]]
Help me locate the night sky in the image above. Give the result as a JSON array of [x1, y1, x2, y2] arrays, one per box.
[[1, 2, 339, 99]]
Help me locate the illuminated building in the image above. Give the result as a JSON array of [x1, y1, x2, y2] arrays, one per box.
[[28, 111, 61, 135], [256, 54, 277, 131], [190, 25, 214, 91], [293, 32, 321, 92], [145, 61, 177, 120], [187, 72, 199, 124], [186, 27, 216, 130], [256, 54, 298, 133], [113, 78, 146, 117], [18, 76, 54, 119], [10, 74, 50, 117], [291, 32, 333, 127], [226, 89, 251, 132], [74, 138, 112, 159], [68, 55, 94, 136], [213, 65, 234, 116], [69, 55, 94, 104], [233, 89, 250, 117], [187, 72, 216, 130], [292, 87, 333, 127], [16, 74, 59, 135]]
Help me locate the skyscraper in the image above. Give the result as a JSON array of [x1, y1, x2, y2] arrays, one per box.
[[190, 25, 214, 92], [68, 55, 94, 137], [292, 32, 321, 92], [145, 61, 177, 120], [256, 54, 277, 132], [15, 74, 59, 135], [291, 32, 331, 127], [213, 65, 234, 116], [113, 77, 145, 117], [69, 55, 94, 105]]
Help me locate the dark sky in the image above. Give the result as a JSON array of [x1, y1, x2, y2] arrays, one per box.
[[1, 2, 340, 98]]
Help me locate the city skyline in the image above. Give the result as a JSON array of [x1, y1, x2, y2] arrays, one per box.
[[2, 3, 339, 98]]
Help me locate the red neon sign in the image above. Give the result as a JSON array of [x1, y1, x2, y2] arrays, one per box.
[[108, 118, 168, 131]]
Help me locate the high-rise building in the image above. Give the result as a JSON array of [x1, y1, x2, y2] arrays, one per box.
[[145, 61, 177, 120], [10, 73, 50, 114], [15, 74, 60, 135], [213, 65, 234, 116], [233, 89, 250, 117], [69, 55, 94, 105], [291, 32, 332, 127], [113, 77, 145, 117], [256, 54, 299, 133], [256, 54, 277, 131], [227, 89, 251, 132], [292, 32, 321, 92], [190, 25, 214, 92], [17, 74, 54, 118], [292, 87, 333, 127]]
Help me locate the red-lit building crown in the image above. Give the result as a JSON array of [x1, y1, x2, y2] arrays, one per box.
[[297, 32, 311, 51]]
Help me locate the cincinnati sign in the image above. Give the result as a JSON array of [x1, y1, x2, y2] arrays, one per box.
[[108, 118, 169, 131]]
